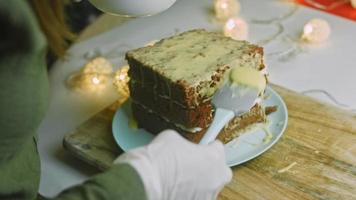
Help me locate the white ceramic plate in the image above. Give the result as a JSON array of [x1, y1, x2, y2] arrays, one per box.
[[112, 86, 288, 167]]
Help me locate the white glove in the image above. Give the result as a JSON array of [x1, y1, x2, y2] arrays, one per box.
[[114, 130, 232, 200]]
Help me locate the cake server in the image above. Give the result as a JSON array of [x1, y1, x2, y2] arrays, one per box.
[[199, 84, 259, 145]]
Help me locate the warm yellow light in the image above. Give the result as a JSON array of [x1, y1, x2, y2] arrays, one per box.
[[214, 0, 240, 21], [221, 2, 228, 9], [223, 17, 248, 40], [82, 57, 113, 75], [113, 65, 130, 96], [302, 18, 330, 43], [66, 57, 114, 92], [118, 74, 126, 81], [92, 76, 101, 85]]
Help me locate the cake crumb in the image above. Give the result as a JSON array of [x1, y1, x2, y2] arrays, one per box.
[[265, 106, 278, 115], [317, 128, 322, 133], [278, 162, 297, 173], [314, 150, 320, 154]]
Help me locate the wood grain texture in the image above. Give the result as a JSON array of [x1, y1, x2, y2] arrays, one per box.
[[63, 84, 356, 200]]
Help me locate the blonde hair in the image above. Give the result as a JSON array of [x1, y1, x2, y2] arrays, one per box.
[[29, 0, 76, 58]]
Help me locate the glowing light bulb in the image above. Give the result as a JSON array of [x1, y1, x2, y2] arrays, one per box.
[[114, 65, 130, 96], [118, 74, 126, 81], [82, 57, 113, 75], [302, 18, 330, 43], [66, 57, 114, 92], [223, 17, 248, 40], [214, 0, 240, 21], [92, 76, 101, 85], [351, 0, 356, 8], [82, 57, 112, 88]]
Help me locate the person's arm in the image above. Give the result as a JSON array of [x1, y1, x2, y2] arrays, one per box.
[[0, 1, 49, 199], [52, 164, 146, 200], [0, 0, 48, 161], [0, 1, 147, 200]]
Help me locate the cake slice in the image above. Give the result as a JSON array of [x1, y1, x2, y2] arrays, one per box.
[[126, 29, 270, 144]]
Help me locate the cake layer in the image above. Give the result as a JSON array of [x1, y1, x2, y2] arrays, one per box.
[[132, 101, 268, 144], [126, 29, 265, 108], [130, 81, 213, 128], [128, 57, 202, 108]]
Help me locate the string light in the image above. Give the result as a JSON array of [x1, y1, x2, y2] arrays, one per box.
[[81, 57, 113, 75], [91, 76, 101, 85], [66, 57, 113, 92], [301, 18, 331, 43], [214, 0, 240, 21], [113, 65, 130, 97], [223, 17, 248, 40]]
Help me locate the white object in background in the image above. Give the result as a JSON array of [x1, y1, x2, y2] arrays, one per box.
[[302, 18, 331, 43], [224, 17, 249, 40], [115, 130, 232, 200], [351, 0, 356, 8], [88, 0, 177, 17], [214, 0, 241, 21]]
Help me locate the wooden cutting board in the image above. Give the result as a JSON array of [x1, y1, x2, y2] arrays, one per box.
[[63, 84, 356, 200]]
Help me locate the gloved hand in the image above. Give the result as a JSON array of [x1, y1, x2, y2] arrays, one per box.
[[114, 130, 232, 200]]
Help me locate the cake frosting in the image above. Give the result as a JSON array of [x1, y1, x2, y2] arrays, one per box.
[[126, 29, 273, 143], [229, 66, 267, 94], [126, 29, 264, 102]]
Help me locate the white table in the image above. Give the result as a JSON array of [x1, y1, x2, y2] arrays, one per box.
[[38, 0, 356, 197]]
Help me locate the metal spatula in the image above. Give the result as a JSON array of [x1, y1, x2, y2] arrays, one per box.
[[199, 84, 259, 144]]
